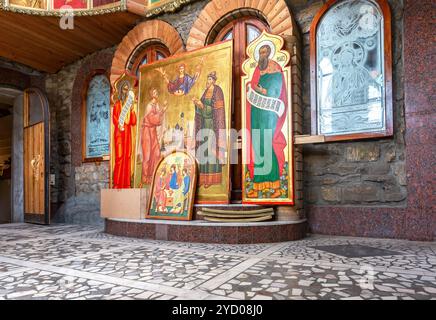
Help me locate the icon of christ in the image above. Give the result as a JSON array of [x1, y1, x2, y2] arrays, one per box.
[[157, 58, 204, 96]]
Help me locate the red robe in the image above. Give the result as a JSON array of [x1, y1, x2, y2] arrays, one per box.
[[53, 0, 87, 9], [112, 101, 137, 189], [154, 175, 169, 211], [141, 103, 165, 185], [246, 60, 288, 179]]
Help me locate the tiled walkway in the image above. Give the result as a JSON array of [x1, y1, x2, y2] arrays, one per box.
[[0, 223, 435, 300]]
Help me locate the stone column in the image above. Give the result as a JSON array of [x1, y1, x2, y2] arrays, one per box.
[[276, 34, 304, 222], [11, 93, 24, 223], [403, 0, 435, 240]]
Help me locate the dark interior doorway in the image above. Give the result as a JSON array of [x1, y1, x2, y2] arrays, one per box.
[[0, 86, 24, 224], [0, 97, 13, 223]]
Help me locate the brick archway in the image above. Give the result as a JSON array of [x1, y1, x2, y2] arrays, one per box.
[[186, 0, 297, 51], [110, 20, 184, 85]]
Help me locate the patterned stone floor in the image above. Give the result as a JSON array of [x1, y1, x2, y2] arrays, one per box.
[[0, 223, 435, 300]]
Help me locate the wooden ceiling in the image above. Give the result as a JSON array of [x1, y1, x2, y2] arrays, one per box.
[[0, 11, 141, 73]]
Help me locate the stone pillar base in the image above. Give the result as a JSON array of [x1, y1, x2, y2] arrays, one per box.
[[276, 206, 301, 221]]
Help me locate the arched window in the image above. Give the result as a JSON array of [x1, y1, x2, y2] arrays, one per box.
[[211, 16, 270, 201], [83, 72, 111, 161], [127, 43, 170, 77], [310, 0, 392, 141]]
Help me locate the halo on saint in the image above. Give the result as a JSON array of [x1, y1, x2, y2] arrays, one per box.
[[112, 71, 138, 105], [254, 40, 276, 62]]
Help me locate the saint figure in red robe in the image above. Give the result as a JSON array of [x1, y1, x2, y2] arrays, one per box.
[[112, 81, 137, 189], [140, 88, 168, 185]]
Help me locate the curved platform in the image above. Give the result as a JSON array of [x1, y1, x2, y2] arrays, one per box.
[[105, 218, 307, 244]]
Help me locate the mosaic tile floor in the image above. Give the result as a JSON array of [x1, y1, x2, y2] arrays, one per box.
[[0, 223, 435, 300]]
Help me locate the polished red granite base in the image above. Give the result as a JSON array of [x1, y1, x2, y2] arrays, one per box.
[[105, 219, 307, 244]]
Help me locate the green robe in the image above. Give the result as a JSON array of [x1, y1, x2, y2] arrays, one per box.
[[251, 72, 283, 184]]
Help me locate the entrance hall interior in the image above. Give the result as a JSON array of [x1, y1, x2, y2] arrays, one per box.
[[0, 88, 14, 223]]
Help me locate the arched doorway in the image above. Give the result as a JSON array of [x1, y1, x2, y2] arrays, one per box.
[[0, 87, 18, 223], [0, 86, 50, 224], [22, 88, 50, 225]]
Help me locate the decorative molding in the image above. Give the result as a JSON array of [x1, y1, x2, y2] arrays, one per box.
[[0, 0, 197, 17], [145, 0, 197, 17], [0, 0, 126, 16]]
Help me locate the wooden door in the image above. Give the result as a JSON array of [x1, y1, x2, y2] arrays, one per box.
[[23, 89, 50, 225]]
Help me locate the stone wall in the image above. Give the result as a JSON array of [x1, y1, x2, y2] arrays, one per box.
[[157, 0, 207, 44], [45, 62, 80, 206], [54, 162, 109, 226], [289, 0, 407, 207], [75, 162, 110, 194], [46, 48, 115, 226]]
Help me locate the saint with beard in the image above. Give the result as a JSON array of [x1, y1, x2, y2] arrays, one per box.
[[112, 80, 137, 189], [246, 44, 288, 199], [193, 71, 226, 188]]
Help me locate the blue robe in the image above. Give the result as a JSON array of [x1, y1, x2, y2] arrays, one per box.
[[168, 74, 196, 95], [169, 172, 179, 190], [183, 176, 190, 196]]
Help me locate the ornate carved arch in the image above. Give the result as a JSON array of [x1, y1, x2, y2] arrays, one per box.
[[186, 0, 297, 51], [110, 20, 185, 85]]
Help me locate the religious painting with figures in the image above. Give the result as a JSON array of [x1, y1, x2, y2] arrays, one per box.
[[241, 31, 294, 205], [147, 152, 197, 221], [110, 73, 138, 189], [134, 41, 233, 204]]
